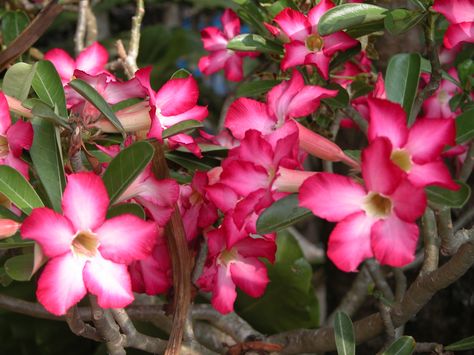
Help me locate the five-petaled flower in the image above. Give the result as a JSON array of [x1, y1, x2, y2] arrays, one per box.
[[21, 172, 158, 316]]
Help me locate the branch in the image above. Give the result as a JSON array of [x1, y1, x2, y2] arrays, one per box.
[[366, 259, 394, 301], [342, 106, 368, 134], [459, 141, 474, 182], [268, 237, 474, 354], [0, 0, 63, 72], [420, 208, 439, 274], [74, 0, 88, 54], [65, 306, 101, 341]]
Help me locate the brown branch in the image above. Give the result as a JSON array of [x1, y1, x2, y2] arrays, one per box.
[[459, 141, 474, 182], [74, 0, 88, 54], [420, 208, 439, 274], [366, 259, 394, 301], [152, 141, 192, 355], [268, 238, 474, 354], [65, 306, 101, 341], [0, 0, 63, 72]]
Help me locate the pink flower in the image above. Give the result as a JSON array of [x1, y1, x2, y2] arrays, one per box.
[[198, 9, 258, 82], [196, 215, 276, 314], [433, 0, 474, 48], [44, 42, 111, 85], [367, 98, 458, 190], [422, 69, 461, 119], [20, 172, 158, 315], [300, 137, 427, 272], [272, 0, 359, 78], [135, 67, 208, 154], [0, 91, 33, 179]]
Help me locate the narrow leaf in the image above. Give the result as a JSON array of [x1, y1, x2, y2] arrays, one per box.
[[381, 336, 415, 355], [426, 181, 471, 209], [165, 152, 219, 171], [384, 9, 426, 35], [162, 120, 203, 139], [102, 141, 154, 203], [107, 203, 146, 220], [318, 4, 387, 36], [385, 53, 421, 123], [2, 62, 37, 101], [227, 34, 282, 54], [0, 165, 44, 215], [236, 80, 281, 98], [257, 194, 312, 234], [4, 253, 34, 281], [455, 109, 474, 144], [31, 101, 70, 128], [29, 118, 66, 212], [31, 60, 68, 118], [445, 335, 474, 351], [334, 311, 355, 355], [171, 68, 191, 79], [69, 79, 125, 134]]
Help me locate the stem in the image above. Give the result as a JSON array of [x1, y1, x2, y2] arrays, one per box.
[[74, 0, 88, 54], [342, 106, 368, 134], [420, 208, 439, 275], [459, 142, 474, 182]]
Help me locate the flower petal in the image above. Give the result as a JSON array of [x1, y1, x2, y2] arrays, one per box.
[[404, 118, 455, 164], [409, 160, 459, 190], [367, 98, 408, 148], [6, 119, 33, 157], [222, 9, 240, 39], [307, 0, 335, 29], [444, 22, 474, 49], [75, 42, 109, 75], [371, 215, 418, 267], [0, 92, 12, 135], [83, 254, 134, 309], [43, 48, 75, 83], [62, 172, 109, 231], [96, 215, 157, 264], [362, 137, 402, 195], [211, 265, 237, 314], [155, 76, 199, 116], [230, 257, 269, 297], [36, 253, 87, 316], [200, 27, 228, 51], [433, 0, 474, 24], [225, 98, 275, 139], [103, 77, 147, 104], [304, 51, 331, 80], [299, 172, 366, 222], [327, 212, 375, 272], [390, 179, 427, 222], [21, 208, 75, 258], [274, 8, 311, 42], [198, 51, 229, 76], [281, 41, 309, 70], [322, 32, 359, 57], [224, 54, 244, 82]]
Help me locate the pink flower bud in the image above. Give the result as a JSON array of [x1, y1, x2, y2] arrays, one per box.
[[0, 219, 20, 239]]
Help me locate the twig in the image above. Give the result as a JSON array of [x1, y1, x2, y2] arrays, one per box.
[[74, 0, 88, 54], [66, 306, 101, 341], [414, 342, 444, 353], [85, 6, 98, 46], [378, 303, 395, 344], [435, 207, 457, 256], [192, 238, 208, 285], [454, 207, 474, 232], [393, 269, 407, 303], [420, 208, 439, 275], [89, 296, 126, 355], [323, 113, 343, 173], [267, 236, 474, 354], [459, 142, 474, 182], [0, 0, 63, 72], [409, 13, 441, 123], [193, 321, 234, 353], [342, 106, 368, 134], [366, 259, 394, 302], [325, 266, 370, 325]]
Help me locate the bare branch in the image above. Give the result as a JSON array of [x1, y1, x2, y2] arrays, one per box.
[[74, 0, 88, 54], [420, 208, 439, 274], [366, 259, 394, 301], [65, 306, 101, 341]]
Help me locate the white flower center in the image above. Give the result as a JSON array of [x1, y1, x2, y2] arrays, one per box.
[[363, 192, 392, 219], [72, 230, 99, 258]]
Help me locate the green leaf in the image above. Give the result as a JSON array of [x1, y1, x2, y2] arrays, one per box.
[[445, 335, 474, 351], [4, 254, 34, 281], [330, 44, 362, 70], [29, 118, 66, 212], [235, 231, 319, 334], [2, 62, 37, 101], [107, 203, 146, 219], [426, 181, 471, 209], [456, 109, 474, 144], [257, 194, 312, 234], [1, 11, 29, 46], [318, 4, 387, 36], [321, 84, 349, 109], [102, 141, 154, 204], [170, 68, 192, 79], [165, 151, 220, 171], [0, 237, 34, 250], [31, 61, 68, 118], [0, 165, 43, 215], [385, 53, 421, 123], [69, 79, 125, 135], [227, 34, 282, 54], [0, 206, 22, 221], [31, 101, 70, 129], [384, 9, 426, 35], [346, 21, 385, 38], [235, 1, 267, 34], [344, 150, 361, 162], [457, 59, 474, 88], [420, 57, 462, 88], [162, 120, 203, 139], [334, 312, 355, 355], [381, 336, 415, 355], [265, 0, 297, 18], [236, 80, 281, 98]]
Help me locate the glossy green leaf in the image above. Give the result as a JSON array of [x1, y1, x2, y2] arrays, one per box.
[[381, 336, 415, 355], [235, 0, 266, 34], [257, 194, 312, 234], [0, 206, 22, 221], [0, 237, 34, 250], [334, 312, 355, 355], [31, 101, 70, 129], [265, 0, 297, 17], [321, 84, 349, 109], [426, 181, 471, 209], [384, 9, 426, 35], [69, 79, 125, 134], [171, 68, 192, 79], [1, 11, 29, 46], [235, 231, 319, 333], [318, 4, 387, 36], [227, 34, 282, 54], [2, 62, 37, 101], [107, 203, 146, 220], [31, 60, 68, 118], [102, 141, 154, 204], [165, 152, 220, 171], [29, 118, 66, 212], [385, 53, 421, 123], [456, 109, 474, 144], [236, 80, 281, 98], [420, 57, 462, 88], [0, 165, 43, 215], [330, 44, 361, 70], [445, 335, 474, 351], [4, 254, 34, 281], [162, 120, 203, 139], [346, 21, 385, 38]]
